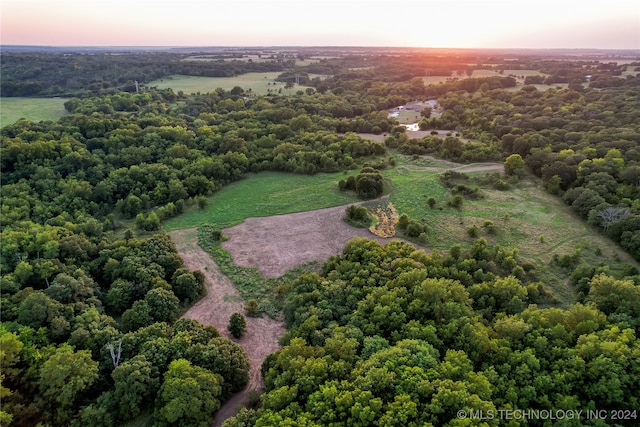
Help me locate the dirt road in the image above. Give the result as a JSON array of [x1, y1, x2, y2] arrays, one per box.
[[169, 228, 285, 427]]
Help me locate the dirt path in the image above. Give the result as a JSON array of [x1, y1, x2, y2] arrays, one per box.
[[168, 228, 285, 427], [397, 156, 505, 174]]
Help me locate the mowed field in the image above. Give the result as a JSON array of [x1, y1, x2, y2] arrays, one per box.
[[163, 171, 359, 231], [422, 69, 569, 91], [148, 73, 318, 95], [0, 97, 69, 127]]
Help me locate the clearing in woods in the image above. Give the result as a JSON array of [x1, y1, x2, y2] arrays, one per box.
[[0, 97, 69, 127], [168, 155, 639, 424]]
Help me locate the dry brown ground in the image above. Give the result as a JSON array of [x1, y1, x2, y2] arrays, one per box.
[[169, 205, 422, 425], [170, 219, 414, 426], [169, 228, 285, 427], [221, 202, 416, 278]]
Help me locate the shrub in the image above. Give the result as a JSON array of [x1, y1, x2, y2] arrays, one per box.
[[406, 220, 425, 238], [244, 299, 260, 317], [344, 205, 370, 228], [355, 170, 383, 199], [228, 312, 247, 338], [397, 214, 409, 230], [483, 220, 496, 234], [448, 195, 464, 210]]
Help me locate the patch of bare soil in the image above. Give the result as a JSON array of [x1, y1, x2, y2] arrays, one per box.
[[221, 201, 416, 279], [169, 229, 285, 427], [169, 202, 433, 424]]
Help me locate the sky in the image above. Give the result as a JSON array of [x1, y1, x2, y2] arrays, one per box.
[[2, 0, 639, 49]]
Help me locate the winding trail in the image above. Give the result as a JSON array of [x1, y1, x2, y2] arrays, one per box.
[[168, 228, 285, 427]]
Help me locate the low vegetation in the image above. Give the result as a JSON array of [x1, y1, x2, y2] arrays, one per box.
[[0, 97, 69, 127], [164, 171, 359, 231]]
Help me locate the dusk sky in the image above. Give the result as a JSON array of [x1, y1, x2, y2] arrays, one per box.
[[2, 0, 639, 49]]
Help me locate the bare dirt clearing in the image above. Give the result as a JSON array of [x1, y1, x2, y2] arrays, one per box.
[[169, 228, 284, 427], [221, 202, 417, 278], [170, 206, 418, 425]]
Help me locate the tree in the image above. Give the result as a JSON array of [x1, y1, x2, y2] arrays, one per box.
[[595, 207, 630, 231], [120, 194, 143, 218], [121, 300, 153, 332], [185, 337, 250, 398], [173, 271, 205, 303], [441, 136, 463, 159], [38, 344, 99, 424], [111, 355, 159, 421], [228, 312, 247, 339], [154, 359, 222, 427], [355, 169, 383, 200], [144, 287, 180, 323], [504, 153, 525, 177], [587, 273, 640, 322]]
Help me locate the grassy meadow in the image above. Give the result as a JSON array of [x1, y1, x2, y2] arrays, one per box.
[[181, 54, 321, 67], [1, 97, 69, 128], [422, 69, 568, 91], [383, 153, 638, 304], [163, 171, 359, 231], [148, 73, 317, 96], [162, 150, 638, 305]]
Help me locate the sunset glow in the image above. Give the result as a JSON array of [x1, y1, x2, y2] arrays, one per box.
[[2, 0, 639, 49]]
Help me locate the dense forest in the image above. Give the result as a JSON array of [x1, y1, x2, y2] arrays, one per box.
[[225, 237, 639, 426], [1, 48, 639, 426]]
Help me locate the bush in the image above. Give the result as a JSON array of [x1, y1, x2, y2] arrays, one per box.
[[196, 195, 208, 209], [344, 205, 370, 228], [228, 312, 247, 338], [355, 170, 383, 199], [406, 220, 425, 238], [448, 195, 464, 210], [244, 299, 260, 317], [483, 220, 496, 235], [397, 214, 409, 230]]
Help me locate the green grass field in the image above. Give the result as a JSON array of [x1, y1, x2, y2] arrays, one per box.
[[163, 171, 359, 231], [422, 69, 566, 91], [148, 73, 317, 96], [1, 97, 69, 128], [181, 55, 320, 67], [382, 153, 638, 304]]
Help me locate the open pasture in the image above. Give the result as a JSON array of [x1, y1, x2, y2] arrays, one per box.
[[181, 54, 321, 67], [382, 155, 638, 303], [164, 152, 637, 306], [149, 73, 287, 95], [423, 69, 559, 90], [163, 171, 359, 231], [1, 97, 68, 127], [148, 73, 315, 95]]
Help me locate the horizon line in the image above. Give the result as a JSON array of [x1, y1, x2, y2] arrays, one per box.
[[2, 44, 640, 52]]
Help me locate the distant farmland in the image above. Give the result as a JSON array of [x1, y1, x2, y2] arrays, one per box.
[[0, 97, 68, 127], [148, 72, 319, 96]]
